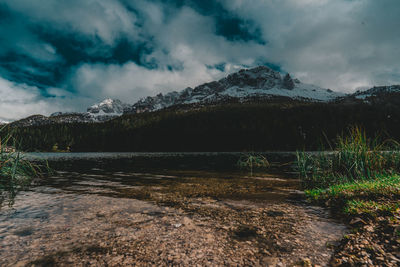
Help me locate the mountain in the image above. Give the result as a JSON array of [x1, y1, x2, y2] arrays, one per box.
[[86, 98, 129, 116], [332, 85, 400, 106], [10, 66, 346, 127], [7, 66, 400, 152], [352, 85, 400, 100], [9, 65, 400, 128], [11, 98, 400, 152], [10, 99, 128, 127], [125, 66, 344, 114]]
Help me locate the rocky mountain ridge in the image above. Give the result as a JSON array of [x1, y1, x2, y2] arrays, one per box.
[[125, 66, 344, 114], [8, 66, 400, 127], [10, 99, 127, 127]]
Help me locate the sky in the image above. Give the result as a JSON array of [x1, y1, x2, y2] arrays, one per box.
[[0, 0, 399, 121]]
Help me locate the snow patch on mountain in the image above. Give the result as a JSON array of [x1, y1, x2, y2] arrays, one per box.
[[47, 99, 129, 123], [127, 66, 345, 113], [17, 66, 400, 127], [87, 98, 128, 115], [11, 99, 131, 126], [353, 85, 400, 99]]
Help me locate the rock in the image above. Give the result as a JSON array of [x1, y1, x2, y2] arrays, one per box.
[[299, 258, 312, 267], [331, 258, 342, 267], [282, 73, 295, 90], [389, 255, 400, 262], [364, 225, 374, 232], [87, 99, 128, 114], [205, 233, 214, 242], [349, 217, 367, 226], [261, 256, 279, 266], [182, 217, 193, 226], [14, 261, 29, 267]]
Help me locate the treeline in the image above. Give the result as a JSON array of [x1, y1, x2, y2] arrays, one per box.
[[5, 102, 400, 152]]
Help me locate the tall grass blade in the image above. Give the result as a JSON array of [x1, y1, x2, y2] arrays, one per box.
[[296, 126, 400, 189]]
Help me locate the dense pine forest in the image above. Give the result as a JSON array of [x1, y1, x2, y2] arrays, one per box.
[[5, 101, 400, 152]]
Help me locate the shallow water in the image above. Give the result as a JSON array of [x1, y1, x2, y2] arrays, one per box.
[[24, 151, 297, 160], [0, 162, 346, 266]]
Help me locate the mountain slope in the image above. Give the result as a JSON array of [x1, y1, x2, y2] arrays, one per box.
[[11, 66, 400, 127], [126, 66, 344, 113], [11, 99, 128, 127], [353, 85, 400, 100], [86, 98, 129, 116], [10, 100, 400, 152]]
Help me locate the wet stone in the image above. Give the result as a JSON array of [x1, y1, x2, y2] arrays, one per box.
[[0, 170, 346, 266]]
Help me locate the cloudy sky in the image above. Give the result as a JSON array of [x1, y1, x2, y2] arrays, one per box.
[[0, 0, 399, 121]]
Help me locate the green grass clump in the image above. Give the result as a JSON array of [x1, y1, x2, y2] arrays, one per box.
[[305, 174, 400, 216], [237, 153, 269, 176], [297, 126, 400, 188], [344, 200, 399, 215], [306, 174, 400, 199], [0, 131, 45, 205]]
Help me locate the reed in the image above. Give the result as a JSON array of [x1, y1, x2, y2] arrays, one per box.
[[0, 129, 45, 205], [297, 126, 400, 188], [237, 153, 269, 176]]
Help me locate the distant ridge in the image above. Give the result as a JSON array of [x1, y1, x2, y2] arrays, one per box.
[[9, 66, 400, 127], [10, 99, 129, 127]]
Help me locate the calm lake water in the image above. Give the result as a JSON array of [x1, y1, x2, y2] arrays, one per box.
[[24, 152, 298, 174], [0, 153, 346, 266]]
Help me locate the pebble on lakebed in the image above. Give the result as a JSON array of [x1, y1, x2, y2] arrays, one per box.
[[0, 171, 347, 266]]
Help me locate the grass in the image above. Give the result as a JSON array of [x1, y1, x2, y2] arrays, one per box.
[[306, 174, 400, 199], [296, 126, 400, 218], [309, 174, 400, 265], [344, 200, 399, 216], [0, 130, 47, 205], [305, 174, 400, 217], [297, 126, 400, 189], [237, 153, 269, 176]]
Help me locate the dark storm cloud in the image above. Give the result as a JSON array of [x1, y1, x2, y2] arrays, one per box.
[[150, 0, 265, 43], [0, 4, 61, 88], [0, 0, 399, 121], [0, 0, 263, 91]]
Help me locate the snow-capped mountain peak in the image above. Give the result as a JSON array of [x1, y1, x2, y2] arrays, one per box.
[[9, 66, 400, 128], [126, 66, 345, 114], [12, 99, 131, 127], [87, 98, 128, 116]]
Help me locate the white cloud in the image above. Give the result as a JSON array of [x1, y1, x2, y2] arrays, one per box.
[[68, 6, 267, 102], [1, 0, 400, 118], [0, 78, 58, 121], [67, 0, 400, 95], [0, 77, 99, 121], [71, 60, 225, 103], [216, 0, 400, 92]]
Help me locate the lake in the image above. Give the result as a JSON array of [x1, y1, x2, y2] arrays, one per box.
[[0, 153, 346, 266]]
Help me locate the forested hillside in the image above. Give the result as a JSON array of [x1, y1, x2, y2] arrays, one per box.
[[5, 101, 399, 152]]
